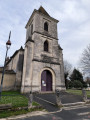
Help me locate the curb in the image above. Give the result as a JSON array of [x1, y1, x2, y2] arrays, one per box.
[[63, 102, 85, 107], [0, 110, 48, 120], [62, 100, 90, 107]]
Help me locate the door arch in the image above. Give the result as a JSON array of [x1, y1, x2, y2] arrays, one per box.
[[41, 70, 52, 91]]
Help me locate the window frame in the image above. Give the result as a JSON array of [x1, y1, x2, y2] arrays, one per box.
[[44, 40, 49, 52], [31, 24, 33, 35], [44, 22, 48, 32]]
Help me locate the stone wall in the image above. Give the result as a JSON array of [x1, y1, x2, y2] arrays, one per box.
[[0, 71, 16, 91], [26, 11, 58, 41], [6, 49, 24, 90], [21, 41, 34, 93], [34, 12, 58, 39], [15, 51, 24, 89]]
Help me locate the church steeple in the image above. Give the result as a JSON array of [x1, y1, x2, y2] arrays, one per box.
[[38, 6, 50, 16], [25, 6, 58, 29], [25, 6, 59, 42]]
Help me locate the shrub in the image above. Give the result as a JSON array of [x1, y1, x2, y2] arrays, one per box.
[[82, 81, 87, 88], [68, 80, 83, 89], [68, 81, 74, 88], [73, 80, 83, 88]]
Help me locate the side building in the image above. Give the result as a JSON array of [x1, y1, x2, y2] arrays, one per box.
[[6, 46, 24, 90]]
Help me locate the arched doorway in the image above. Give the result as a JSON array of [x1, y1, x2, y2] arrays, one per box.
[[41, 70, 52, 91]]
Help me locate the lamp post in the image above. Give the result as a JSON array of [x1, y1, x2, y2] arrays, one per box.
[[0, 31, 11, 99]]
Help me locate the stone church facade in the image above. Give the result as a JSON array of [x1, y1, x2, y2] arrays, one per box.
[[5, 6, 65, 93]]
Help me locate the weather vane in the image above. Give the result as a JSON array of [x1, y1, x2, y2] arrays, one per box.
[[38, 0, 43, 6]]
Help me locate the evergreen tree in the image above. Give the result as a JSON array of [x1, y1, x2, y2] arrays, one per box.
[[70, 68, 87, 88], [70, 69, 83, 82]]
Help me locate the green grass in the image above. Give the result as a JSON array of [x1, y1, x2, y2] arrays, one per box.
[[0, 107, 43, 118], [0, 109, 28, 118], [32, 101, 40, 106], [0, 91, 42, 118], [0, 91, 28, 107], [66, 89, 90, 98]]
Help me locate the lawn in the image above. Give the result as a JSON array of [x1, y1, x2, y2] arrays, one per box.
[[66, 89, 90, 98], [0, 107, 43, 118], [0, 91, 42, 118], [0, 91, 28, 107]]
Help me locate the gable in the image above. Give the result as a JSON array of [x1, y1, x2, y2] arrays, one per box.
[[38, 6, 50, 16]]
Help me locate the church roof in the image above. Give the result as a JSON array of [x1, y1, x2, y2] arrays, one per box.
[[10, 46, 24, 59], [6, 46, 24, 65], [38, 6, 50, 16]]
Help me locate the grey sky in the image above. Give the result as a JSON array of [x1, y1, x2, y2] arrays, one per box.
[[0, 0, 90, 68]]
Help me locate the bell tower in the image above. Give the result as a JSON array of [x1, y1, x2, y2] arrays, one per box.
[[21, 6, 65, 93]]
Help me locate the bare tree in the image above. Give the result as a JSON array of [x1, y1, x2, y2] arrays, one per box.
[[64, 60, 72, 76], [80, 44, 90, 75], [85, 77, 90, 84], [64, 60, 72, 88]]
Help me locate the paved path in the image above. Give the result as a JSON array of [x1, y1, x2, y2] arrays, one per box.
[[33, 91, 83, 112], [34, 95, 59, 112], [18, 104, 90, 120]]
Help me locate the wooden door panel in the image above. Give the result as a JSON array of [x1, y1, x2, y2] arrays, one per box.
[[41, 70, 52, 91], [46, 71, 52, 91], [41, 71, 46, 91]]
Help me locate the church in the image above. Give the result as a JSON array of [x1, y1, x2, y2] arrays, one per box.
[[3, 6, 65, 93]]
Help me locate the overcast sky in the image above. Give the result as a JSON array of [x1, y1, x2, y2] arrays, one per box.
[[0, 0, 90, 68]]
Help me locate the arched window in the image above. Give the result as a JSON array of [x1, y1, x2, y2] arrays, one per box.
[[31, 24, 33, 35], [44, 22, 48, 31], [44, 41, 48, 52]]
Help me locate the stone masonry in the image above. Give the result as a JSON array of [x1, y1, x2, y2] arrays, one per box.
[[4, 6, 65, 92], [21, 6, 65, 93]]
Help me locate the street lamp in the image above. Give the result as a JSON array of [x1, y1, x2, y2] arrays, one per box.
[[0, 31, 11, 99]]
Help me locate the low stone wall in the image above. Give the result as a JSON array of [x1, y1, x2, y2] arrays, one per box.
[[0, 70, 16, 91]]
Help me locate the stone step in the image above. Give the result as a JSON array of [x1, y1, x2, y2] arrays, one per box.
[[39, 91, 54, 94]]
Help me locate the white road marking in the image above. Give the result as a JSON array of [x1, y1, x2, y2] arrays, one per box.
[[35, 96, 56, 106], [49, 109, 62, 114], [78, 112, 90, 116], [63, 104, 90, 110], [63, 102, 85, 106]]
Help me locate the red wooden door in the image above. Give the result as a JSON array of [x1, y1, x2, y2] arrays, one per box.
[[41, 70, 52, 91]]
